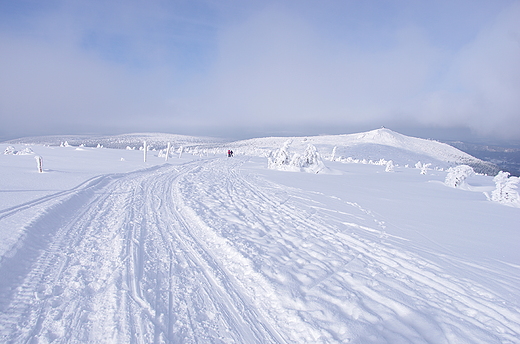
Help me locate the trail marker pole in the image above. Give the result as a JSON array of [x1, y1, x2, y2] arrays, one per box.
[[165, 142, 171, 162], [143, 141, 147, 162], [35, 156, 43, 173]]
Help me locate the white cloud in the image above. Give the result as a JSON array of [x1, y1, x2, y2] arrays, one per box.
[[1, 0, 518, 141], [0, 31, 174, 135], [417, 2, 520, 139], [193, 6, 445, 130]]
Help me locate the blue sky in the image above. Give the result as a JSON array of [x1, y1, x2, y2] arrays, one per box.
[[1, 0, 519, 141]]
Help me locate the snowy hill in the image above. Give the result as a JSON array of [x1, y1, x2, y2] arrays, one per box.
[[0, 138, 519, 343], [224, 128, 499, 175], [5, 129, 499, 174]]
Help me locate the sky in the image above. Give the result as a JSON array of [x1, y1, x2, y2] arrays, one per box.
[[1, 0, 519, 142]]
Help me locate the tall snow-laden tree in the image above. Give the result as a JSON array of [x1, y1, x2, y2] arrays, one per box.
[[491, 171, 520, 207], [293, 144, 326, 173], [445, 165, 474, 188], [268, 140, 292, 170]]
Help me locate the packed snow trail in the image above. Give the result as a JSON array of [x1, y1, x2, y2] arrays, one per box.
[[0, 157, 518, 343], [0, 161, 292, 343]]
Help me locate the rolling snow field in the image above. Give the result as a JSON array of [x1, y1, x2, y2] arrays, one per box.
[[0, 132, 519, 343]]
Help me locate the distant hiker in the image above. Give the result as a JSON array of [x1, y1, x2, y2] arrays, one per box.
[[227, 150, 231, 157], [230, 150, 234, 157]]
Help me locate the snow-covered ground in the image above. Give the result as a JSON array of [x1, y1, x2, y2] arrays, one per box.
[[0, 134, 519, 343]]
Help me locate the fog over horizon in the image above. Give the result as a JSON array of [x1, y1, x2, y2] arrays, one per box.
[[1, 0, 519, 143]]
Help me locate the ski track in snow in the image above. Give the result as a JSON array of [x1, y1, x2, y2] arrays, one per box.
[[0, 157, 518, 343]]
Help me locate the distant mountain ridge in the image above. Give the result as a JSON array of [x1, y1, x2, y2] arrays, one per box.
[[4, 129, 500, 175], [445, 140, 520, 176], [5, 133, 224, 150]]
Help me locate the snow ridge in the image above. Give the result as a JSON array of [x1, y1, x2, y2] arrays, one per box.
[[5, 128, 499, 175]]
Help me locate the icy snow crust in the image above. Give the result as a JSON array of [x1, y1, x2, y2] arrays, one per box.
[[1, 130, 519, 343]]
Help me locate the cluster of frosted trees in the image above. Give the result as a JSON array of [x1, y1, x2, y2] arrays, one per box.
[[445, 165, 520, 207], [3, 146, 34, 155], [268, 141, 326, 173]]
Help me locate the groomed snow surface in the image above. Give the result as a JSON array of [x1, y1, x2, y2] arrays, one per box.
[[0, 142, 519, 344]]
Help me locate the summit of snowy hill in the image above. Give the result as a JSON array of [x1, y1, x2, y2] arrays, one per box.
[[355, 127, 409, 144], [224, 128, 499, 175]]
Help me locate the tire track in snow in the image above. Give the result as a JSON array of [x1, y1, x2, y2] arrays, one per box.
[[0, 161, 303, 343], [120, 162, 285, 343], [0, 171, 132, 343]]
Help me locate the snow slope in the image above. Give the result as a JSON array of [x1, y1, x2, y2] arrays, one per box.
[[223, 129, 499, 175], [0, 138, 518, 343], [6, 128, 499, 174]]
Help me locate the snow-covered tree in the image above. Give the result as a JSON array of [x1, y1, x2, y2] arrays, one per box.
[[385, 160, 394, 172], [268, 142, 326, 173], [4, 146, 16, 155], [445, 165, 474, 188], [490, 171, 520, 207], [16, 147, 34, 155], [293, 144, 326, 173], [420, 163, 431, 175], [268, 140, 292, 170]]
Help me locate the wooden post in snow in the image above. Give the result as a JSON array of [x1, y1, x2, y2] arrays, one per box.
[[165, 142, 171, 162], [143, 141, 147, 162], [35, 156, 43, 173]]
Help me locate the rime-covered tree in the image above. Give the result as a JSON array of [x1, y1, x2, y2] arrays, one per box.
[[445, 165, 474, 188], [491, 171, 520, 207], [268, 140, 292, 170]]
